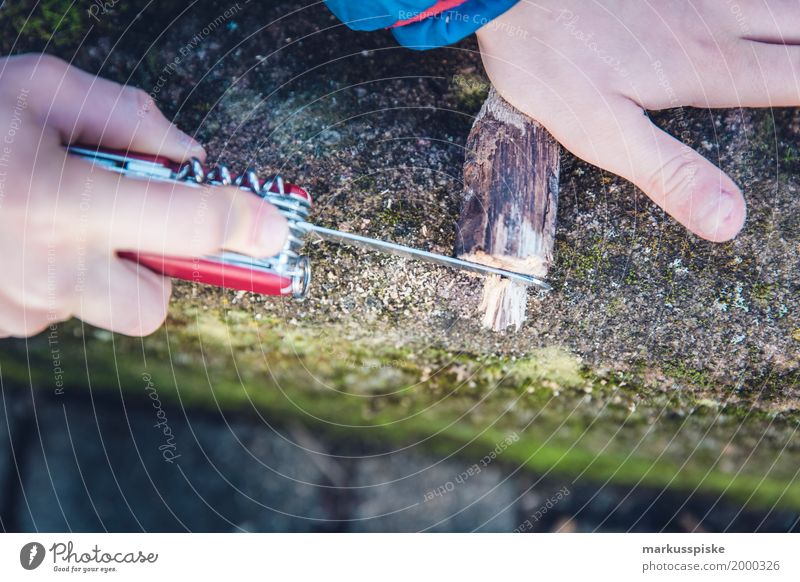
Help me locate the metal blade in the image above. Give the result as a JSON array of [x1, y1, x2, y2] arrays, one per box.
[[297, 222, 551, 291]]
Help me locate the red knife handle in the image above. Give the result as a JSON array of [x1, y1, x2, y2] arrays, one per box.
[[119, 251, 306, 297], [71, 146, 314, 298]]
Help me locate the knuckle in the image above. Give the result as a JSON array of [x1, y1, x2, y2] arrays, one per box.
[[260, 204, 289, 255], [1, 312, 50, 338], [22, 323, 50, 338], [127, 86, 156, 117], [21, 274, 72, 314], [649, 151, 701, 209], [8, 53, 67, 76], [1, 54, 71, 105], [216, 189, 251, 250], [32, 53, 70, 76], [18, 54, 71, 92], [120, 291, 169, 336], [182, 185, 228, 254]]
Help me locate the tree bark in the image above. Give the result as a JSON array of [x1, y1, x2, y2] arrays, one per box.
[[455, 87, 560, 331]]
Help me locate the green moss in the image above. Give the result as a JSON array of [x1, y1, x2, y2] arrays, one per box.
[[2, 0, 87, 52], [623, 268, 640, 286], [507, 347, 584, 390], [558, 239, 610, 283], [377, 206, 403, 227], [664, 361, 713, 390], [751, 282, 774, 308], [783, 144, 800, 166], [605, 297, 625, 316], [450, 73, 490, 112], [3, 309, 799, 513]]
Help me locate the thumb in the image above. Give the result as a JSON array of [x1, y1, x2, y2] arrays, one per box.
[[63, 154, 290, 259], [559, 98, 746, 242]]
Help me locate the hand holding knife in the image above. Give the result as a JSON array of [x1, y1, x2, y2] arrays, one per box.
[[69, 146, 551, 299]]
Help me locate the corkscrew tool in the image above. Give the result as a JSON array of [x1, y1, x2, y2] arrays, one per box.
[[68, 146, 551, 298]]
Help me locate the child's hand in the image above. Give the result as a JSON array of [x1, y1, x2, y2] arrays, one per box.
[[0, 54, 288, 338], [478, 0, 799, 242]]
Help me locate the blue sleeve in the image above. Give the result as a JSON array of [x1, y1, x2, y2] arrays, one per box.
[[391, 0, 519, 50], [324, 0, 520, 49], [323, 0, 436, 31]]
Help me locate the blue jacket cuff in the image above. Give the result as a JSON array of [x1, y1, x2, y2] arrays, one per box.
[[325, 0, 520, 49], [392, 0, 520, 50], [324, 0, 438, 32]]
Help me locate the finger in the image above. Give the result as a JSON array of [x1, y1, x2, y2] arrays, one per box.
[[556, 98, 746, 242], [0, 300, 56, 337], [6, 53, 205, 162], [732, 0, 800, 44], [74, 257, 171, 336], [0, 267, 73, 334], [733, 42, 800, 107], [62, 155, 290, 258]]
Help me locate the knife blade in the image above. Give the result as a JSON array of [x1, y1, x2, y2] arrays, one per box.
[[297, 222, 551, 291]]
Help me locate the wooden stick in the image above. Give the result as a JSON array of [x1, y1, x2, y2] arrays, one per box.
[[455, 87, 560, 331]]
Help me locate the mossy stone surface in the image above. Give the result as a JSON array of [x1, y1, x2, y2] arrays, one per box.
[[1, 0, 798, 512]]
